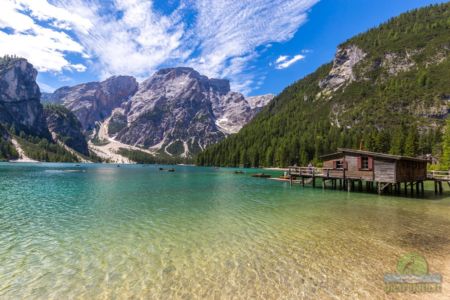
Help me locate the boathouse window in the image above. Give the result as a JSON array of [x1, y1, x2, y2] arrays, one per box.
[[334, 160, 346, 169], [358, 156, 373, 171]]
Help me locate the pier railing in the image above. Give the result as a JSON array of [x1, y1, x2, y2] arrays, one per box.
[[288, 166, 345, 178], [427, 170, 450, 181]]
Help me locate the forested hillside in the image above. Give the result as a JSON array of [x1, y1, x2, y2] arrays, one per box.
[[197, 3, 450, 167]]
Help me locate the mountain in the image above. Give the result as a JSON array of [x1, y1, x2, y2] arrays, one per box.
[[44, 104, 89, 156], [213, 93, 273, 134], [0, 56, 95, 162], [45, 76, 138, 130], [0, 56, 50, 138], [102, 67, 273, 157], [42, 67, 272, 160], [197, 3, 450, 167]]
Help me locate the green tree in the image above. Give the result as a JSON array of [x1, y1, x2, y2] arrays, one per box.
[[389, 127, 404, 155], [441, 118, 450, 169], [403, 126, 418, 157]]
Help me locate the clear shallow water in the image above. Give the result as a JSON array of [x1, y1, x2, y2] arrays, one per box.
[[0, 163, 449, 299]]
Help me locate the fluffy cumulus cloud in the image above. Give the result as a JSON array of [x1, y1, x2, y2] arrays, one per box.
[[0, 0, 318, 93], [274, 54, 305, 69], [0, 0, 90, 72]]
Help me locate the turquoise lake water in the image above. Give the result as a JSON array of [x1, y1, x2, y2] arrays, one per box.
[[0, 163, 449, 299]]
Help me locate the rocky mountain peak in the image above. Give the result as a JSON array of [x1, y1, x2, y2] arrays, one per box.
[[47, 75, 138, 130], [246, 94, 275, 109], [110, 68, 272, 157], [0, 57, 49, 137], [139, 67, 231, 97], [39, 66, 272, 159], [319, 45, 366, 92], [0, 57, 40, 102]]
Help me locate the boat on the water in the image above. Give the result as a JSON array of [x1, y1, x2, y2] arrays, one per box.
[[234, 170, 245, 174], [251, 173, 271, 178]]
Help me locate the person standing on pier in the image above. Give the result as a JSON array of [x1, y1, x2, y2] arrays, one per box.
[[308, 162, 314, 174]]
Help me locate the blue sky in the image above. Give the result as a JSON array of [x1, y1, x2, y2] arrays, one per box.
[[0, 0, 447, 96]]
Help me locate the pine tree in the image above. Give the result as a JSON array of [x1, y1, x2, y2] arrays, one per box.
[[389, 127, 404, 155], [440, 118, 450, 169], [403, 126, 418, 157]]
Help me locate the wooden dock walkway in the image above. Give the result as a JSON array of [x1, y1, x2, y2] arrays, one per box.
[[287, 166, 449, 196]]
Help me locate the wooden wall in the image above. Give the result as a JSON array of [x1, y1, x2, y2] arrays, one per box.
[[323, 157, 346, 178], [374, 159, 397, 183], [323, 154, 374, 180], [396, 160, 427, 182], [344, 155, 374, 180]]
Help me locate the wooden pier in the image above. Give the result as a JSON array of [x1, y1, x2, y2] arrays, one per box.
[[286, 149, 448, 196], [427, 170, 450, 195]]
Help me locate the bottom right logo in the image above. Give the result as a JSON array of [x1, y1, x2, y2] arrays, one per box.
[[384, 252, 442, 293]]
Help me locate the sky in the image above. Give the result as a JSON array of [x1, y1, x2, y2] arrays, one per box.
[[0, 0, 447, 96]]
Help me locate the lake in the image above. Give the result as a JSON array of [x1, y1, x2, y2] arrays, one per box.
[[0, 163, 449, 299]]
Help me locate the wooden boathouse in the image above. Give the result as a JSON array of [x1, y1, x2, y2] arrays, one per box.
[[288, 148, 448, 195]]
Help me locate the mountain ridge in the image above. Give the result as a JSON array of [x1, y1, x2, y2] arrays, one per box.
[[6, 62, 273, 162], [43, 67, 273, 160]]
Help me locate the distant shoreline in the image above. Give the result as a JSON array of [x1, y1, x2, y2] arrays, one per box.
[[263, 167, 289, 171]]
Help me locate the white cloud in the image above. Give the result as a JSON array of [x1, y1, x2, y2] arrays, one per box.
[[55, 0, 188, 79], [275, 55, 289, 64], [189, 0, 318, 91], [275, 54, 305, 69], [0, 0, 319, 93], [17, 0, 93, 33], [0, 0, 88, 72]]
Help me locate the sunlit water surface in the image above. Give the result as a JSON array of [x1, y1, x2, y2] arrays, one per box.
[[0, 163, 449, 299]]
